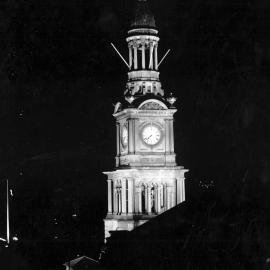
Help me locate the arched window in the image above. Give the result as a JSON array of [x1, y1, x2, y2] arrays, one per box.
[[151, 185, 155, 213], [141, 184, 146, 214], [160, 184, 164, 209], [115, 180, 122, 215]]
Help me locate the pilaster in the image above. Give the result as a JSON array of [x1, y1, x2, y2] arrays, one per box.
[[176, 178, 185, 204], [165, 119, 170, 154], [169, 119, 174, 153], [128, 119, 136, 154], [107, 179, 112, 214]]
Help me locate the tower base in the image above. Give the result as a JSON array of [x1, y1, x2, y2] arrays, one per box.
[[103, 166, 188, 242]]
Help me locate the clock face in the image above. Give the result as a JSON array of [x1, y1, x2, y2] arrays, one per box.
[[121, 126, 128, 147], [142, 124, 161, 145]]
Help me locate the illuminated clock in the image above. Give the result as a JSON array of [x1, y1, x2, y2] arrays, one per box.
[[142, 124, 161, 145], [121, 126, 128, 147]]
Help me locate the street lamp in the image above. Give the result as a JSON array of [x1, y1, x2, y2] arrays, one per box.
[[0, 179, 19, 247]]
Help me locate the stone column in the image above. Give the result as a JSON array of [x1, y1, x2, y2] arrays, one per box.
[[154, 44, 158, 70], [167, 186, 172, 209], [128, 179, 134, 214], [107, 179, 112, 214], [164, 185, 167, 210], [154, 187, 158, 213], [172, 184, 176, 207], [134, 187, 138, 213], [138, 187, 142, 213], [182, 179, 185, 202], [113, 184, 117, 214], [176, 179, 180, 204], [121, 179, 127, 214], [147, 186, 152, 214], [160, 186, 163, 211], [144, 186, 148, 213], [129, 45, 132, 68], [118, 188, 122, 214], [142, 43, 145, 69], [134, 45, 138, 70], [149, 43, 154, 69], [167, 190, 170, 210], [157, 185, 161, 213]]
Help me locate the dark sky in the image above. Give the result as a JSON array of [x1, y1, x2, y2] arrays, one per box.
[[0, 0, 270, 269]]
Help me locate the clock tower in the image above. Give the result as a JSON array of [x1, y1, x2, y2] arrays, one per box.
[[103, 0, 188, 241]]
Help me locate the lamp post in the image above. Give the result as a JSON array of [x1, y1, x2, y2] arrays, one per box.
[[0, 179, 18, 247], [6, 179, 10, 245]]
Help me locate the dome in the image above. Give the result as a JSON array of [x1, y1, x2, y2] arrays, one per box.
[[131, 0, 156, 28]]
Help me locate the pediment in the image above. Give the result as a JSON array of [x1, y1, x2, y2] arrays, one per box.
[[138, 99, 167, 110]]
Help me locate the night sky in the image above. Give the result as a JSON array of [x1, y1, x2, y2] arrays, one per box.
[[0, 0, 270, 269]]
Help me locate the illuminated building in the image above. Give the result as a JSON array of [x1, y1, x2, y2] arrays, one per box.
[[104, 0, 188, 241]]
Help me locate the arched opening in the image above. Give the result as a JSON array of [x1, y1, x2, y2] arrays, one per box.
[[141, 185, 146, 214], [160, 184, 164, 210], [116, 187, 122, 214], [151, 185, 155, 213]]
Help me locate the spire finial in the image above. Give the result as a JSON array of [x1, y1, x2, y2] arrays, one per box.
[[131, 0, 155, 28]]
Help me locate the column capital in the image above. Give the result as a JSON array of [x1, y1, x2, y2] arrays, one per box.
[[133, 42, 140, 48]]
